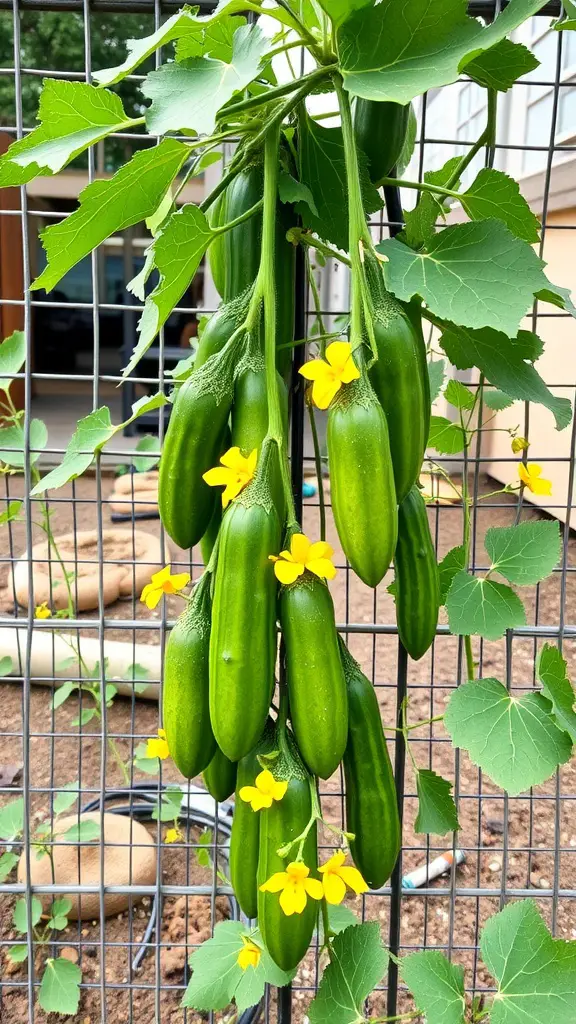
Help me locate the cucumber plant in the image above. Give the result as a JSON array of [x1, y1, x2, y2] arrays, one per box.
[[3, 0, 576, 1018]]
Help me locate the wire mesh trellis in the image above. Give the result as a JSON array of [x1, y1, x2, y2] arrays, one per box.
[[0, 1, 575, 1022]]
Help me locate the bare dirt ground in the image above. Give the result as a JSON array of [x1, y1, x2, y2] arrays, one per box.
[[0, 471, 575, 1022]]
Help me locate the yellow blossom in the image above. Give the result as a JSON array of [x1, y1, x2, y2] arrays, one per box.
[[35, 602, 51, 619], [202, 446, 257, 508], [239, 769, 288, 811], [299, 341, 360, 409], [165, 826, 183, 844], [146, 728, 170, 760], [140, 566, 190, 609], [511, 436, 529, 454], [237, 935, 262, 970], [318, 850, 369, 904], [260, 861, 323, 916], [518, 463, 552, 496], [269, 533, 337, 585]]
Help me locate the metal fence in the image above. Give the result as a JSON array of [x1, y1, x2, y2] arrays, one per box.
[[0, 1, 575, 1022]]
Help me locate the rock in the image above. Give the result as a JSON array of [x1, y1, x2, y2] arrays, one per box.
[[488, 859, 501, 873], [60, 946, 79, 963], [484, 817, 505, 835], [18, 812, 156, 920]]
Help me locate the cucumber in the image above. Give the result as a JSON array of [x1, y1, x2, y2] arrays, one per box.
[[229, 721, 274, 919], [224, 163, 263, 301], [394, 485, 440, 660], [203, 745, 237, 802], [354, 99, 410, 184], [207, 191, 227, 299], [194, 303, 238, 371]]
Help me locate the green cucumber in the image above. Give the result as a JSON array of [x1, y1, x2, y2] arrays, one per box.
[[207, 191, 227, 299], [394, 485, 440, 660], [203, 745, 237, 802], [354, 99, 410, 184], [229, 720, 274, 919]]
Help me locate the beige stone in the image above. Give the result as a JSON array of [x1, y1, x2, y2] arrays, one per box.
[[17, 812, 157, 920], [13, 529, 166, 611]]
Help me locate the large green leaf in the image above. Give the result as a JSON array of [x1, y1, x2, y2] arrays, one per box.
[[445, 571, 526, 641], [182, 921, 295, 1014], [403, 156, 462, 250], [125, 204, 214, 377], [438, 545, 466, 605], [377, 220, 549, 337], [0, 331, 26, 391], [38, 958, 82, 1015], [175, 14, 245, 61], [444, 677, 572, 794], [401, 950, 466, 1024], [317, 0, 371, 24], [466, 38, 539, 92], [486, 520, 560, 586], [0, 797, 24, 840], [460, 169, 541, 243], [537, 644, 576, 743], [32, 139, 189, 294], [0, 418, 47, 467], [297, 108, 383, 251], [94, 5, 202, 87], [439, 323, 572, 430], [144, 24, 268, 136], [481, 900, 576, 1024], [308, 922, 389, 1024], [0, 81, 139, 183], [415, 769, 460, 836], [337, 0, 548, 103], [427, 415, 466, 455]]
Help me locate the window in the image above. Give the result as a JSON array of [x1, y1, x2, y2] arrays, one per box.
[[522, 22, 576, 174]]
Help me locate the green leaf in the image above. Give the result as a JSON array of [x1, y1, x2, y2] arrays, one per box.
[[0, 499, 23, 525], [483, 388, 514, 411], [537, 281, 576, 319], [93, 5, 203, 87], [444, 379, 475, 411], [47, 897, 73, 930], [182, 920, 295, 1013], [486, 520, 560, 586], [0, 330, 26, 391], [308, 922, 389, 1024], [125, 204, 214, 376], [0, 655, 13, 676], [132, 435, 161, 472], [144, 24, 268, 137], [297, 108, 383, 251], [62, 819, 100, 843], [316, 0, 371, 25], [555, 0, 576, 30], [439, 323, 572, 431], [53, 782, 79, 816], [52, 681, 77, 709], [38, 957, 82, 1015], [459, 169, 540, 243], [378, 220, 549, 337], [337, 0, 549, 104], [152, 785, 183, 822], [415, 769, 460, 836], [0, 851, 19, 881], [403, 157, 462, 249], [428, 359, 446, 402], [278, 170, 318, 216], [466, 38, 539, 92], [133, 741, 161, 775], [444, 677, 572, 794], [445, 571, 526, 641], [0, 419, 47, 468], [318, 904, 359, 940], [72, 707, 97, 727], [401, 950, 466, 1024], [13, 895, 43, 933], [31, 407, 113, 493], [0, 81, 139, 183], [438, 545, 466, 605], [428, 416, 466, 455], [175, 14, 245, 62], [537, 643, 576, 743], [0, 797, 24, 840], [8, 944, 28, 963], [32, 139, 189, 293], [481, 899, 576, 1024]]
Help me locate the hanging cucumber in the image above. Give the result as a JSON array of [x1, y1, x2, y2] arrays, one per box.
[[194, 302, 238, 371], [229, 720, 274, 919], [203, 744, 237, 802], [158, 338, 238, 550], [340, 640, 400, 889], [209, 444, 282, 761], [163, 574, 216, 779], [207, 191, 227, 299], [354, 99, 410, 185], [224, 162, 263, 301], [394, 485, 440, 660], [327, 374, 397, 587], [281, 573, 348, 779], [199, 502, 221, 566]]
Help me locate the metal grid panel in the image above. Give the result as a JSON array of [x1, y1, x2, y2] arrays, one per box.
[[0, 2, 575, 1022]]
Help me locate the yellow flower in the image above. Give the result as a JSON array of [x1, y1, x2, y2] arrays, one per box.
[[299, 341, 360, 409], [518, 463, 552, 496], [140, 566, 190, 609], [165, 826, 183, 844], [146, 728, 170, 760], [511, 436, 529, 454], [35, 602, 51, 619], [239, 769, 288, 811], [269, 533, 337, 585], [260, 861, 323, 916], [237, 935, 262, 970], [202, 446, 257, 508], [319, 850, 369, 904]]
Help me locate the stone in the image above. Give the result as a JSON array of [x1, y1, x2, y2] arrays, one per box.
[[17, 812, 156, 920]]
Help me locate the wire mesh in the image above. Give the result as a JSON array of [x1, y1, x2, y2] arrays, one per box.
[[0, 2, 575, 1022]]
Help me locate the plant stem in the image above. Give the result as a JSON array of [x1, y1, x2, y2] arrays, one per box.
[[380, 175, 462, 201], [308, 402, 326, 542], [459, 405, 475, 682], [445, 87, 497, 191], [293, 230, 351, 267], [384, 713, 445, 733], [214, 198, 263, 235], [320, 897, 334, 957], [220, 65, 325, 120]]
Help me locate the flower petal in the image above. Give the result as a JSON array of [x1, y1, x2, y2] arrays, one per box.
[[272, 780, 288, 801], [290, 533, 311, 564], [307, 541, 334, 561], [203, 467, 233, 487], [239, 785, 258, 805], [339, 866, 369, 894], [306, 557, 337, 581], [143, 588, 163, 610], [260, 871, 288, 893], [150, 566, 172, 585], [339, 354, 361, 384], [255, 769, 276, 796], [274, 560, 305, 585], [246, 448, 258, 474], [303, 877, 324, 900], [220, 446, 245, 471], [169, 572, 190, 592], [322, 871, 347, 904], [221, 477, 245, 508], [325, 341, 353, 374], [312, 376, 341, 410], [320, 850, 346, 873], [299, 359, 330, 381], [250, 791, 273, 811]]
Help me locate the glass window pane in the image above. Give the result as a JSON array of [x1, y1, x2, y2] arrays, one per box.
[[529, 31, 558, 83], [458, 83, 470, 122], [562, 27, 576, 70], [523, 93, 553, 173], [558, 83, 576, 135]]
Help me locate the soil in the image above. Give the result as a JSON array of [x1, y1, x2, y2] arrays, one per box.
[[0, 471, 575, 1022]]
